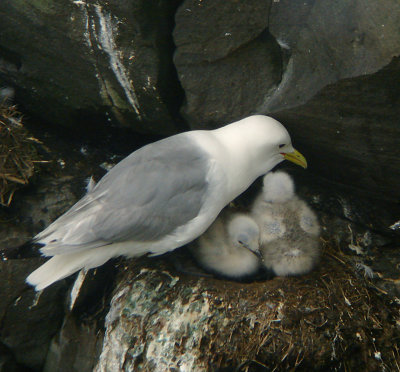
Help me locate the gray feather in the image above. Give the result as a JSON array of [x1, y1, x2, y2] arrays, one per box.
[[37, 134, 210, 253]]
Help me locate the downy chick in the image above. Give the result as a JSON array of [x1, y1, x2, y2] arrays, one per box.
[[251, 171, 320, 276], [190, 212, 262, 280]]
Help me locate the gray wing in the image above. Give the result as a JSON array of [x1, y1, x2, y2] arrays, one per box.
[[36, 134, 211, 248]]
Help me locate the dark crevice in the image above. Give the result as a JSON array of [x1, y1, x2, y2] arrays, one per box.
[[0, 45, 22, 70], [153, 0, 187, 132], [0, 342, 34, 372]]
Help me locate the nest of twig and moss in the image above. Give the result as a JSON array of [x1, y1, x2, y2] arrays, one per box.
[[105, 239, 400, 372], [0, 104, 47, 206], [200, 241, 400, 371], [214, 243, 400, 371]]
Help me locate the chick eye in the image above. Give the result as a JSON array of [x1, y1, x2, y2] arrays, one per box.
[[279, 144, 286, 149]]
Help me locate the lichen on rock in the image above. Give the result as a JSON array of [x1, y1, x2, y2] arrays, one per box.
[[92, 248, 400, 371]]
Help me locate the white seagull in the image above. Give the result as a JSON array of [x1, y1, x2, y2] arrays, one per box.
[[26, 115, 307, 290]]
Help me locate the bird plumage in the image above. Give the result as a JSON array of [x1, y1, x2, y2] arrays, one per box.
[[190, 212, 262, 279], [26, 115, 306, 290], [251, 171, 320, 276]]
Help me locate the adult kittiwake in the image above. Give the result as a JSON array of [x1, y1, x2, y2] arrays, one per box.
[[26, 115, 307, 290], [190, 212, 262, 279], [251, 171, 320, 276]]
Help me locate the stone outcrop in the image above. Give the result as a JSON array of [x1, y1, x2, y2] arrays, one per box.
[[0, 1, 400, 370], [0, 0, 183, 135]]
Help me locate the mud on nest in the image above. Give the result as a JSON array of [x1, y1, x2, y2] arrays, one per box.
[[0, 104, 48, 206]]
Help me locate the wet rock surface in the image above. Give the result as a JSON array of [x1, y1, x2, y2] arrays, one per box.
[[0, 0, 183, 135]]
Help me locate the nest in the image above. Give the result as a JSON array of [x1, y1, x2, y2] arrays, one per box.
[[0, 104, 45, 206], [103, 240, 400, 372], [206, 242, 400, 371]]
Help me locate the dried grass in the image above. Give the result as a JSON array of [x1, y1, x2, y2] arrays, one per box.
[[0, 104, 47, 206], [245, 246, 396, 370]]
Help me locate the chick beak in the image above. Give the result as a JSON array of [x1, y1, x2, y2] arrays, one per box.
[[251, 249, 263, 259]]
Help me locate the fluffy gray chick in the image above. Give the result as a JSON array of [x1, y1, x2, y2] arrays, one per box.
[[251, 171, 320, 276]]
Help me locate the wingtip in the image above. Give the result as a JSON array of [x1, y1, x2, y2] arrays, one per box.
[[1, 240, 44, 260]]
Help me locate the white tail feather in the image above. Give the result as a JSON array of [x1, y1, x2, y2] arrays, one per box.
[[26, 246, 114, 291]]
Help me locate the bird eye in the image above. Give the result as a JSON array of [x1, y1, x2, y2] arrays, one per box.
[[279, 144, 285, 149]]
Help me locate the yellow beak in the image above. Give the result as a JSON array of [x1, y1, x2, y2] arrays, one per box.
[[283, 148, 307, 169]]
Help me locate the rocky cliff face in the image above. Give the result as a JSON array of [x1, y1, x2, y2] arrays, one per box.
[[0, 0, 399, 371], [0, 0, 183, 134]]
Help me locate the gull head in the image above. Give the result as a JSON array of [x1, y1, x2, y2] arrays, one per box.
[[246, 115, 307, 171], [220, 115, 307, 176]]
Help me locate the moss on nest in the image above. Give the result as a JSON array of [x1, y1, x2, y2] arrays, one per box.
[[0, 104, 47, 206], [101, 240, 400, 371]]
